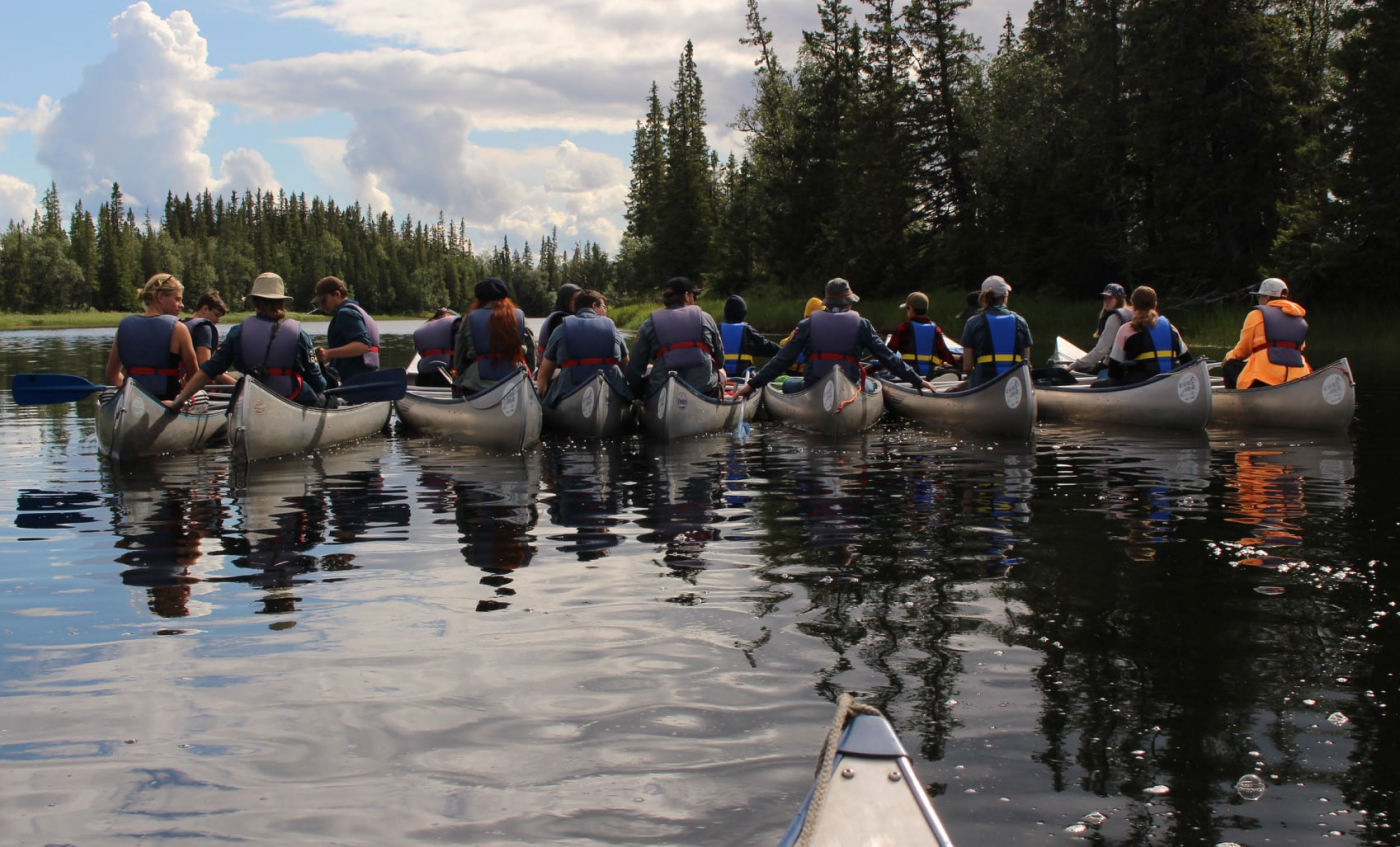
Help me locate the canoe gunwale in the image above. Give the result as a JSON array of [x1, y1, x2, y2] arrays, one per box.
[[762, 367, 886, 435]]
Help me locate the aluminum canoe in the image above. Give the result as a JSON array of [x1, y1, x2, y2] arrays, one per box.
[[880, 363, 1036, 438], [395, 367, 543, 452], [541, 370, 635, 438], [779, 696, 955, 847], [228, 376, 391, 462], [96, 380, 228, 462], [762, 367, 885, 434], [639, 373, 757, 440], [1209, 358, 1355, 431], [1035, 358, 1213, 430]]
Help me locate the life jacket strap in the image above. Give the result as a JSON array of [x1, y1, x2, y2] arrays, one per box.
[[127, 367, 180, 376], [975, 354, 1023, 365], [559, 357, 619, 368]]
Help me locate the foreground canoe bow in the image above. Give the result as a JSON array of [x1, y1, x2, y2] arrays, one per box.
[[880, 363, 1036, 438], [542, 370, 636, 438], [1209, 358, 1355, 431], [97, 380, 228, 461], [639, 372, 756, 440], [781, 694, 955, 847], [763, 367, 885, 434], [229, 375, 392, 461], [395, 367, 543, 452]]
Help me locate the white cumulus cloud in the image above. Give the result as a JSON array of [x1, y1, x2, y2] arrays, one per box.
[[0, 174, 38, 226]]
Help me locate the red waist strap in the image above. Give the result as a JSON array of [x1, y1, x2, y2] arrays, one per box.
[[1253, 341, 1302, 354], [419, 348, 450, 356], [127, 367, 180, 376], [809, 352, 861, 363], [656, 340, 714, 357], [263, 368, 304, 399], [559, 357, 619, 368]]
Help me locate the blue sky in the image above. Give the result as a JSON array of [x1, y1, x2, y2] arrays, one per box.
[[1, 0, 1032, 253]]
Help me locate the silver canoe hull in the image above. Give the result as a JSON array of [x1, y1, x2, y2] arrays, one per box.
[[1036, 358, 1213, 430], [542, 371, 635, 438], [229, 377, 391, 462], [881, 364, 1036, 438], [96, 380, 227, 462], [1209, 358, 1355, 431], [762, 368, 885, 434], [780, 701, 955, 847], [395, 368, 543, 452], [640, 373, 756, 440]]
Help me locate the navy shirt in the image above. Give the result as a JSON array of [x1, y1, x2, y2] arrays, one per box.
[[327, 302, 373, 382]]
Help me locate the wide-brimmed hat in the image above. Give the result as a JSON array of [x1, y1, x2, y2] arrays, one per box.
[[823, 278, 859, 305], [245, 272, 294, 303], [1100, 283, 1127, 299], [981, 275, 1012, 296], [1253, 277, 1288, 297]]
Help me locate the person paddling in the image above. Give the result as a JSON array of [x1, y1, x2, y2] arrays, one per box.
[[734, 278, 938, 398], [165, 272, 328, 411], [1221, 277, 1312, 389], [105, 274, 200, 402]]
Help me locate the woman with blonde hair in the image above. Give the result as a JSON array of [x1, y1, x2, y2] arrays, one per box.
[[1105, 285, 1191, 385], [105, 273, 199, 401], [452, 277, 536, 394]]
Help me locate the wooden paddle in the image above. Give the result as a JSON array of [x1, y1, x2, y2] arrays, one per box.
[[10, 373, 116, 405], [324, 367, 408, 402]]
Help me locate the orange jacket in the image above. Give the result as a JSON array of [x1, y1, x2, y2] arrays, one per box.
[[1225, 299, 1312, 389]]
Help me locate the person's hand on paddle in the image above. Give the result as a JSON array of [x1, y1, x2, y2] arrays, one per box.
[[733, 383, 754, 399]]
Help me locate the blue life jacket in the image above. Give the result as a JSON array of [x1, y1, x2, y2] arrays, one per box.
[[650, 306, 710, 371], [1131, 316, 1177, 376], [720, 322, 752, 376], [117, 314, 180, 400], [414, 315, 459, 374], [558, 314, 621, 389], [903, 321, 943, 376], [468, 307, 527, 382], [804, 310, 862, 381], [1256, 305, 1308, 367], [974, 313, 1023, 378], [241, 315, 306, 399]]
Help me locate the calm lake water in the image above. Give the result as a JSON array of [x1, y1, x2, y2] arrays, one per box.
[[1, 322, 1396, 846]]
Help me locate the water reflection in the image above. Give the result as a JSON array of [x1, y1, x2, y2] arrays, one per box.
[[636, 436, 733, 583], [104, 459, 227, 621], [540, 439, 635, 561], [414, 450, 540, 612]]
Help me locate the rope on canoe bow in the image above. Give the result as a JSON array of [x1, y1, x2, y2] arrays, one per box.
[[794, 692, 883, 847], [833, 365, 867, 415]]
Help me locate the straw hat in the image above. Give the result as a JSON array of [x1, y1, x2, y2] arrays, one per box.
[[245, 272, 295, 303]]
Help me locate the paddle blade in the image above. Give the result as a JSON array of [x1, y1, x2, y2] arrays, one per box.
[[10, 373, 107, 405], [325, 367, 408, 402]]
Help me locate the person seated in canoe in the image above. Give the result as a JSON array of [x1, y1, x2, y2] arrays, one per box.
[[956, 289, 981, 323], [183, 290, 236, 385], [164, 272, 329, 412], [312, 275, 380, 386], [733, 278, 939, 398], [412, 307, 461, 388], [1103, 285, 1192, 385], [960, 275, 1032, 389], [452, 277, 536, 395], [720, 295, 781, 380], [885, 291, 962, 378], [105, 273, 200, 402], [536, 289, 632, 405], [626, 277, 725, 399], [1221, 277, 1312, 390], [777, 297, 824, 378], [535, 283, 582, 360], [1069, 283, 1131, 376]]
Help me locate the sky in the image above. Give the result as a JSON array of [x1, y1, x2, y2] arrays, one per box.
[[0, 0, 1033, 254]]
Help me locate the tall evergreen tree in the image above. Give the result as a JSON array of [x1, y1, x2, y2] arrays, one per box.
[[95, 183, 135, 311], [658, 41, 715, 281]]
